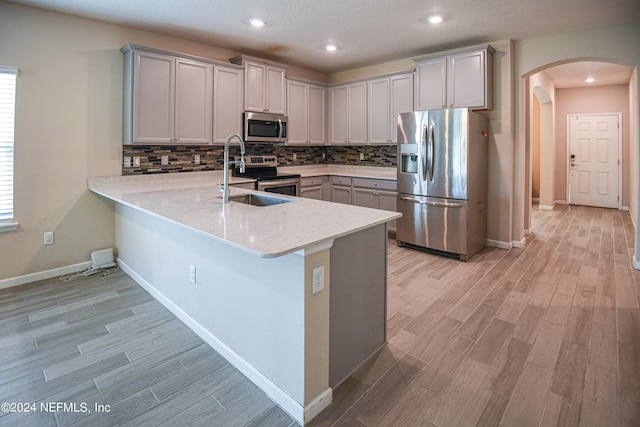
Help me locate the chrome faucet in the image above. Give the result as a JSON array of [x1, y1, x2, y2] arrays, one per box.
[[219, 133, 246, 203]]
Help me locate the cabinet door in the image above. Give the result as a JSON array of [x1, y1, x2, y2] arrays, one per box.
[[300, 186, 323, 200], [367, 78, 390, 144], [352, 187, 377, 208], [133, 51, 174, 143], [307, 84, 326, 145], [331, 185, 351, 204], [266, 66, 286, 114], [390, 74, 414, 143], [213, 66, 243, 144], [330, 85, 348, 144], [286, 80, 308, 144], [348, 82, 367, 144], [415, 57, 446, 110], [244, 61, 265, 112], [175, 59, 212, 144], [377, 190, 398, 231], [447, 50, 487, 109]]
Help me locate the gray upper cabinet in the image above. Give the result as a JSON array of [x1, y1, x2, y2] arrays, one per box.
[[329, 82, 367, 145], [367, 73, 414, 144], [286, 78, 326, 145], [122, 46, 213, 145], [231, 56, 286, 114], [213, 65, 243, 144], [414, 45, 494, 111]]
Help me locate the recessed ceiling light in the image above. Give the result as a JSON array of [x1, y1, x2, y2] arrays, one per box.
[[427, 15, 444, 24], [325, 44, 337, 52], [585, 76, 595, 83], [250, 18, 265, 27]]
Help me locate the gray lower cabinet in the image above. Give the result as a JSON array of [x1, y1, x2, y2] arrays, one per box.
[[351, 178, 397, 232], [301, 174, 398, 232], [300, 176, 325, 200], [330, 176, 352, 204]]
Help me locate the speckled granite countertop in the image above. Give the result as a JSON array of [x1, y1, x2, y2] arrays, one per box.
[[89, 171, 400, 258]]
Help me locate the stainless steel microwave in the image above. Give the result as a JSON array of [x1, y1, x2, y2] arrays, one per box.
[[243, 112, 288, 143]]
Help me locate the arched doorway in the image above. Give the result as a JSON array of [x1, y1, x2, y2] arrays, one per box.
[[523, 59, 634, 235]]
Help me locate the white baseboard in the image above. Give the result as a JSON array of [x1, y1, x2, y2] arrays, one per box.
[[0, 261, 92, 290], [304, 388, 333, 422], [486, 239, 511, 250], [512, 237, 526, 248], [118, 258, 328, 425], [486, 237, 527, 250], [539, 204, 554, 211]]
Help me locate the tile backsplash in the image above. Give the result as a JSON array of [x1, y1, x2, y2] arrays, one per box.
[[122, 144, 397, 175]]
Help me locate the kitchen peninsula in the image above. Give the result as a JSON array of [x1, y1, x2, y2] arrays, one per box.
[[89, 171, 400, 425]]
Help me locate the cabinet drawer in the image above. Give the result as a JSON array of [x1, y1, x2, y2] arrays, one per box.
[[352, 178, 396, 191], [330, 176, 352, 186], [301, 176, 324, 187]]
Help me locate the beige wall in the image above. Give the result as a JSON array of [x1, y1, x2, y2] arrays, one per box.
[[0, 2, 325, 281], [532, 96, 541, 199], [555, 84, 630, 205], [529, 72, 556, 212]]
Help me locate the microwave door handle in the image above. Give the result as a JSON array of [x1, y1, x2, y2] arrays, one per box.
[[429, 124, 435, 182], [278, 118, 283, 140]]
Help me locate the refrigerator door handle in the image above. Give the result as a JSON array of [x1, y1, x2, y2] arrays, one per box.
[[399, 196, 463, 208], [428, 124, 435, 182], [422, 123, 428, 181]]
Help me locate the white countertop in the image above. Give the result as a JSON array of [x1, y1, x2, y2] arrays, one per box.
[[280, 165, 397, 180], [89, 170, 400, 258]]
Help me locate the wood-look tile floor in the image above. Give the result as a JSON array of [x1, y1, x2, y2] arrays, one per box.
[[1, 204, 639, 426], [311, 204, 640, 427], [0, 270, 299, 426]]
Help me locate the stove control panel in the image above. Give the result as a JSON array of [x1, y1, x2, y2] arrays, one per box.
[[237, 155, 278, 168]]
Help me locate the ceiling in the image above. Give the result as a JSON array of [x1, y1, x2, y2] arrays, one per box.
[[543, 61, 633, 88], [7, 0, 640, 82]]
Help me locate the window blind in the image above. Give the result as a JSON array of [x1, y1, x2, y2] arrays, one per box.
[[0, 67, 17, 222]]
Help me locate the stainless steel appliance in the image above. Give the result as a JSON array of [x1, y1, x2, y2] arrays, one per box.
[[243, 112, 288, 143], [232, 155, 300, 196], [396, 108, 488, 261]]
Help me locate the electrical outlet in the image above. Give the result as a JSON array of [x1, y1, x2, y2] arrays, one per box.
[[123, 156, 131, 167], [292, 153, 297, 160], [312, 266, 324, 294], [133, 156, 140, 167], [161, 155, 169, 165], [359, 153, 365, 160], [43, 232, 54, 245], [194, 154, 200, 165], [189, 265, 197, 284]]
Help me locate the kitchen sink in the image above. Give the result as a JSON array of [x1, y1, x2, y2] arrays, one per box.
[[228, 194, 292, 206]]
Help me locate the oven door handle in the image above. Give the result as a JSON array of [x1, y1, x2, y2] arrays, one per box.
[[258, 178, 301, 188]]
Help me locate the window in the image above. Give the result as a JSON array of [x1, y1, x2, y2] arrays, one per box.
[[0, 66, 18, 231]]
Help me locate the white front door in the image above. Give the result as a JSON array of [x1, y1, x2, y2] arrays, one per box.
[[568, 114, 620, 209]]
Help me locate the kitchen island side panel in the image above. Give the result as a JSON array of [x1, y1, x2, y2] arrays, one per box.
[[329, 223, 387, 386], [114, 203, 311, 407]]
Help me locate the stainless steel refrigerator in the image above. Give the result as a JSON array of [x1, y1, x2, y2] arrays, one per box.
[[396, 108, 488, 261]]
